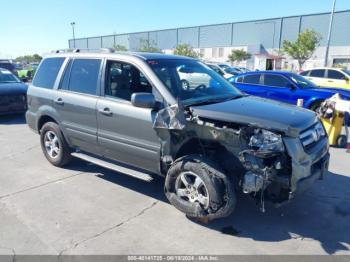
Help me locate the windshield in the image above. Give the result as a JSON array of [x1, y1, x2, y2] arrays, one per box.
[[147, 59, 242, 106], [341, 69, 350, 76], [0, 70, 20, 83], [289, 73, 317, 88], [225, 67, 241, 74]]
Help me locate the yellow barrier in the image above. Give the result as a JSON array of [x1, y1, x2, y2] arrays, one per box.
[[321, 112, 344, 146]]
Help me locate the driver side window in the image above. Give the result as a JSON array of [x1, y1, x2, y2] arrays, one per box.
[[105, 60, 152, 101], [263, 74, 289, 88]]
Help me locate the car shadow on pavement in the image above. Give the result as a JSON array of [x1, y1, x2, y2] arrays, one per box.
[[0, 114, 26, 125], [69, 159, 350, 255]]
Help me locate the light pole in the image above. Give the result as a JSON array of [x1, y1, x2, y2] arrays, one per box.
[[324, 0, 336, 67], [70, 22, 76, 48]]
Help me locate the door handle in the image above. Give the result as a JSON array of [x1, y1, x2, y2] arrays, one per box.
[[54, 98, 64, 105], [327, 80, 334, 82], [98, 108, 113, 116]]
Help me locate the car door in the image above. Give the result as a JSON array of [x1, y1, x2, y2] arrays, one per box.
[[262, 74, 292, 104], [53, 58, 102, 154], [306, 69, 326, 87], [234, 74, 266, 97], [326, 69, 350, 88], [96, 60, 160, 173]]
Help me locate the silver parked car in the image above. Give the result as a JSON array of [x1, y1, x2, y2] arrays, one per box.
[[26, 50, 329, 221]]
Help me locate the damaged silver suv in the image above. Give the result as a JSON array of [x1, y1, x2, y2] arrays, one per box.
[[26, 50, 330, 220]]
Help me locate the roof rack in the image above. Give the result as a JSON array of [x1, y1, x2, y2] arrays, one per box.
[[52, 48, 116, 54]]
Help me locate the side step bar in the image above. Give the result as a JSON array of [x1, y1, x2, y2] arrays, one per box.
[[71, 152, 153, 182]]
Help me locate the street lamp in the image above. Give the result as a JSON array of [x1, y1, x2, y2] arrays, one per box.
[[70, 22, 76, 48], [324, 0, 336, 67]]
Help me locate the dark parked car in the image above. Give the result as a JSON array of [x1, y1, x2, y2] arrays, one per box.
[[0, 59, 16, 74], [0, 68, 28, 115], [26, 51, 329, 220], [228, 71, 350, 110]]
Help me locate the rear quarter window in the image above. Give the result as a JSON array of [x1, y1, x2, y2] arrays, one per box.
[[32, 57, 65, 89]]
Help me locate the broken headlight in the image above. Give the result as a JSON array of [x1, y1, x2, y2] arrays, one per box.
[[249, 129, 285, 153]]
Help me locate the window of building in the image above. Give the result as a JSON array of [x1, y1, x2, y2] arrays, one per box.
[[263, 74, 289, 87], [105, 60, 152, 101], [309, 69, 325, 78], [243, 74, 261, 85], [32, 57, 65, 89], [212, 48, 218, 58], [68, 59, 101, 95], [218, 48, 224, 58], [327, 70, 346, 80]]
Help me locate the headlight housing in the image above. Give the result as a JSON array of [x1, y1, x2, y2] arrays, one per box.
[[249, 129, 285, 153]]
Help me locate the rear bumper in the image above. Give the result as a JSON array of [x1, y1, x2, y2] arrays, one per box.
[[25, 110, 38, 132]]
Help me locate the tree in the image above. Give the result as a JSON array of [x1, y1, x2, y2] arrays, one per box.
[[113, 44, 128, 51], [282, 29, 321, 69], [15, 54, 42, 63], [228, 49, 251, 64], [138, 39, 161, 53], [173, 44, 200, 58]]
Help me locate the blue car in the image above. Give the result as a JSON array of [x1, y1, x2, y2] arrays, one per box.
[[0, 68, 28, 115], [228, 71, 350, 110]]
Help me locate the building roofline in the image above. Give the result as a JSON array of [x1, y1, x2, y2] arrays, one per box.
[[69, 9, 350, 42]]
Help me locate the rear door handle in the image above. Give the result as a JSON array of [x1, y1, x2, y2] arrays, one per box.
[[98, 108, 113, 116], [54, 98, 64, 105]]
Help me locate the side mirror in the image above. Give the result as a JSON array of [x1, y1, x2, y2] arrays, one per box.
[[343, 76, 349, 82], [287, 83, 296, 90], [21, 77, 29, 83], [131, 93, 156, 109]]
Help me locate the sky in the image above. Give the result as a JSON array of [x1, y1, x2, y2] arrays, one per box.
[[0, 0, 349, 58]]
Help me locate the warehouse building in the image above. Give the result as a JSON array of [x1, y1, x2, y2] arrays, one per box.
[[68, 10, 350, 71]]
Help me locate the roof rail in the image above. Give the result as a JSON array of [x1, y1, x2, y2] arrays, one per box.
[[52, 48, 115, 54]]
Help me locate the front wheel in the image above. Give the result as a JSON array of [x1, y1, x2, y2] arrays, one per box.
[[165, 155, 236, 221]]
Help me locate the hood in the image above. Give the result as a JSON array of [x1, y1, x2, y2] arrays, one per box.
[[310, 86, 350, 100], [0, 82, 28, 96], [190, 96, 317, 137]]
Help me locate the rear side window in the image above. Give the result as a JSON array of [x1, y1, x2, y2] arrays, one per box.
[[309, 69, 325, 78], [327, 70, 345, 80], [243, 74, 261, 84], [263, 74, 289, 87], [67, 59, 101, 95], [32, 58, 65, 89]]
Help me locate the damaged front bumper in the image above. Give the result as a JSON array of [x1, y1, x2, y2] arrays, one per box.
[[283, 135, 330, 200]]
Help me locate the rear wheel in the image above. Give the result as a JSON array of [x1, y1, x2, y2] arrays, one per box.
[[336, 135, 348, 148], [165, 155, 236, 221], [40, 122, 72, 167]]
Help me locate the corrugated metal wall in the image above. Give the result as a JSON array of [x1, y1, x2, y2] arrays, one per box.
[[69, 10, 350, 51]]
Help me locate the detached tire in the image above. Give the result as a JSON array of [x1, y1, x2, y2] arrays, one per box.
[[336, 135, 348, 148], [40, 122, 72, 167], [165, 155, 236, 221]]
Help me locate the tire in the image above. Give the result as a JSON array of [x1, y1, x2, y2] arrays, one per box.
[[310, 100, 323, 113], [336, 135, 348, 148], [181, 80, 190, 90], [40, 122, 72, 167], [164, 155, 236, 221]]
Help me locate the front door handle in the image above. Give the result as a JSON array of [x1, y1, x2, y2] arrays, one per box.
[[54, 98, 64, 105], [98, 108, 113, 116]]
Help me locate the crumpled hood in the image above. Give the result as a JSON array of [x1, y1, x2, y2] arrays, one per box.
[[190, 96, 317, 137], [0, 82, 28, 96]]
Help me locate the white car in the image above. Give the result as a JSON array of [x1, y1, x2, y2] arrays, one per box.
[[177, 66, 211, 89], [205, 63, 233, 79]]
